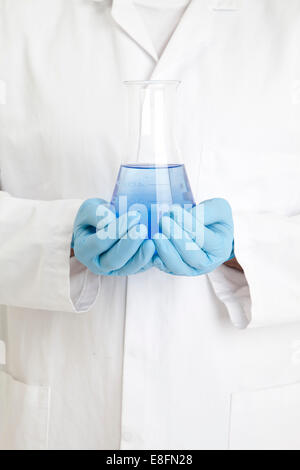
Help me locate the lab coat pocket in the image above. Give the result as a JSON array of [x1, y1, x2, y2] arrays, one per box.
[[229, 382, 300, 450], [0, 371, 50, 450]]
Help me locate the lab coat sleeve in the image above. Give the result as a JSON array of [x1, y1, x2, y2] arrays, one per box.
[[0, 191, 100, 312], [208, 212, 300, 329]]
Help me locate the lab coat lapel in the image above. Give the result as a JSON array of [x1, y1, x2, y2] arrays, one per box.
[[111, 0, 158, 61], [150, 0, 241, 79]]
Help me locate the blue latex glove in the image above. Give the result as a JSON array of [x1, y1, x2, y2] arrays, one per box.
[[153, 198, 234, 276], [73, 198, 155, 276]]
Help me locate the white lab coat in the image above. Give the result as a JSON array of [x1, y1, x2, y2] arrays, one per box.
[[0, 0, 300, 450]]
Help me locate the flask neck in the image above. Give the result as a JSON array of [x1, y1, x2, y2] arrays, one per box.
[[125, 81, 181, 166]]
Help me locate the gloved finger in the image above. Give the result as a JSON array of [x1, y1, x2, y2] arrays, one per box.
[[152, 254, 173, 274], [201, 225, 233, 261], [114, 239, 156, 275], [75, 211, 141, 260], [99, 224, 148, 271], [194, 198, 233, 227], [153, 233, 198, 276], [74, 200, 116, 243], [169, 207, 233, 264], [160, 216, 210, 269], [170, 204, 204, 246], [96, 203, 117, 230], [137, 258, 155, 273], [75, 198, 114, 229], [96, 210, 141, 249], [170, 202, 233, 245]]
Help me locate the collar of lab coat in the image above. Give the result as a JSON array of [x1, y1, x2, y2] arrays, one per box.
[[90, 0, 241, 69], [112, 0, 158, 61]]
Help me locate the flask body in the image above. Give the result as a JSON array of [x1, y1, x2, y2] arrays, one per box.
[[111, 81, 195, 237]]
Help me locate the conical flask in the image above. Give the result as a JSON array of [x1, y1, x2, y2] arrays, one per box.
[[111, 80, 195, 237]]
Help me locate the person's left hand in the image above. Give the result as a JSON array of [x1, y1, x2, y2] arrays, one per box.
[[73, 198, 155, 276], [152, 198, 234, 276]]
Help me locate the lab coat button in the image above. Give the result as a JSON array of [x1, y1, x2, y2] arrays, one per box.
[[122, 431, 133, 442], [0, 79, 6, 104], [0, 340, 6, 365]]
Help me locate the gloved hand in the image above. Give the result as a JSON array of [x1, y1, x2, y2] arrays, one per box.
[[73, 198, 155, 276], [153, 198, 234, 276]]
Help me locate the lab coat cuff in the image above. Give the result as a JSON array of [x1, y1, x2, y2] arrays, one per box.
[[212, 212, 300, 329], [69, 257, 100, 313], [232, 212, 300, 327], [42, 198, 87, 312], [208, 264, 251, 329], [48, 198, 100, 313], [0, 193, 100, 312]]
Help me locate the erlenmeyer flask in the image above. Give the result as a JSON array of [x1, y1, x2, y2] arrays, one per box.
[[111, 80, 195, 237]]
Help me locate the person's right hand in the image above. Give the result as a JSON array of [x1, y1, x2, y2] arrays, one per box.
[[72, 199, 155, 276], [152, 198, 234, 276]]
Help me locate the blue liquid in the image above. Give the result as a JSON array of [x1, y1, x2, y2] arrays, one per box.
[[111, 164, 195, 238]]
